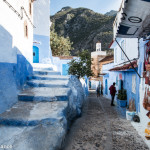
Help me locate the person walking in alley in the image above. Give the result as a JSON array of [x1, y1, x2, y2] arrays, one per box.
[[109, 82, 116, 106], [96, 86, 100, 98]]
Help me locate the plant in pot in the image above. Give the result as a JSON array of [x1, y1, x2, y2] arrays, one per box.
[[117, 89, 127, 107]]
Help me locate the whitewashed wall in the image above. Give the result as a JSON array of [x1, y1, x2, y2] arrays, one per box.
[[0, 0, 33, 64], [53, 57, 77, 75], [112, 38, 138, 66], [33, 0, 50, 36], [0, 0, 33, 113], [33, 0, 52, 63], [102, 63, 118, 101]]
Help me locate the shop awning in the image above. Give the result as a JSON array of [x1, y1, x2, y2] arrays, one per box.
[[114, 0, 150, 39], [109, 60, 138, 71]]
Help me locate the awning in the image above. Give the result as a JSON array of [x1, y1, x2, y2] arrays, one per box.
[[109, 60, 138, 71], [114, 0, 150, 39]]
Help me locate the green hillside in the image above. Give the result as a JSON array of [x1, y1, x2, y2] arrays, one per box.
[[50, 7, 116, 55]]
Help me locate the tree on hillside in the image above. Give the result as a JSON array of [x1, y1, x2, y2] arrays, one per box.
[[50, 30, 73, 56], [68, 50, 93, 78]]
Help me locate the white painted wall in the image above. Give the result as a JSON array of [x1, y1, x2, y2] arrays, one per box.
[[33, 0, 52, 64], [96, 43, 101, 51], [53, 57, 77, 75], [102, 63, 118, 101], [91, 51, 106, 57], [111, 38, 138, 66], [33, 0, 50, 36], [0, 0, 33, 64], [102, 63, 115, 75], [90, 80, 100, 90]]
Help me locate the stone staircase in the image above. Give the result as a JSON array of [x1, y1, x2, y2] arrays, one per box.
[[0, 65, 85, 150]]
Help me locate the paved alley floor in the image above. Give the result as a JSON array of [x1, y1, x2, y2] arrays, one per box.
[[63, 91, 149, 150]]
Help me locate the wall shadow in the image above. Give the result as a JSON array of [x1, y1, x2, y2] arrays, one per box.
[[0, 25, 33, 114]]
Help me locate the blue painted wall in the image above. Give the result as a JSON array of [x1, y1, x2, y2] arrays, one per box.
[[103, 68, 140, 112], [123, 71, 139, 111], [0, 55, 33, 114], [62, 64, 69, 76], [16, 54, 33, 89], [0, 63, 17, 113], [0, 25, 33, 114]]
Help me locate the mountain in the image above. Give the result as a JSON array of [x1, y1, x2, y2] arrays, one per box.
[[105, 10, 118, 16], [51, 7, 117, 55]]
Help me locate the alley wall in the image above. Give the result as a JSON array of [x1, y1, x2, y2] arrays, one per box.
[[0, 0, 33, 113]]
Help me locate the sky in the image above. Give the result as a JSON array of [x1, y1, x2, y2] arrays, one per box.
[[50, 0, 122, 16]]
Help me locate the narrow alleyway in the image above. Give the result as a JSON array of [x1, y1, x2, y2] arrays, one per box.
[[63, 91, 149, 150]]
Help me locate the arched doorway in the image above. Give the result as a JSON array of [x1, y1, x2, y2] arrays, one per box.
[[33, 46, 39, 63]]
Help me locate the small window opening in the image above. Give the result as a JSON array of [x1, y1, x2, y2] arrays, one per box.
[[24, 21, 28, 38], [29, 3, 32, 15]]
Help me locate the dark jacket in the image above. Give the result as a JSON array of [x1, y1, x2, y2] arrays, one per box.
[[109, 85, 116, 96], [96, 87, 100, 93]]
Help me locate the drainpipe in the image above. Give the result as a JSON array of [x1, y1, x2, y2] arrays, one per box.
[[115, 39, 142, 78]]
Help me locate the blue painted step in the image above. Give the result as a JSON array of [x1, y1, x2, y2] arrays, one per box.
[[27, 75, 69, 81], [0, 101, 68, 126], [18, 87, 71, 102], [33, 70, 61, 75], [26, 80, 69, 88], [34, 67, 53, 71]]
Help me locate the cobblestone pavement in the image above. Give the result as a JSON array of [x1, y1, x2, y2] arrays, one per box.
[[63, 91, 149, 150]]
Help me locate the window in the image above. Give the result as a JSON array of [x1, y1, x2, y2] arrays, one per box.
[[121, 40, 125, 60], [29, 0, 32, 15], [24, 21, 28, 38], [132, 74, 136, 94]]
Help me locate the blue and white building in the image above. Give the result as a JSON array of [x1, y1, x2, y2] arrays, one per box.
[[0, 0, 53, 113], [53, 56, 77, 75], [0, 0, 34, 113], [111, 0, 150, 137], [33, 0, 53, 64], [108, 38, 139, 111]]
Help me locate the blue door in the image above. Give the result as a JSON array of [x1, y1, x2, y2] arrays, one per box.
[[62, 64, 69, 76], [105, 79, 108, 95], [33, 46, 39, 63]]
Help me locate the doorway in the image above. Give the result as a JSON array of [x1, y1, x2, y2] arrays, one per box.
[[33, 46, 39, 63], [105, 79, 108, 95]]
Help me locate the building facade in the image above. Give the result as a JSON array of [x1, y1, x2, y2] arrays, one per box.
[[102, 38, 140, 110], [33, 0, 53, 64], [111, 0, 150, 138], [53, 56, 77, 75], [90, 42, 106, 89], [0, 0, 34, 113], [0, 0, 53, 114], [99, 55, 114, 91]]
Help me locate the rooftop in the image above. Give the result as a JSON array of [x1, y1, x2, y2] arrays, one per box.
[[99, 55, 114, 63], [109, 60, 138, 71]]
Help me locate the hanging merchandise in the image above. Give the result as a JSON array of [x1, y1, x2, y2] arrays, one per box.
[[145, 122, 150, 140], [144, 41, 150, 70], [143, 88, 150, 118], [145, 71, 149, 84], [143, 41, 150, 118]]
